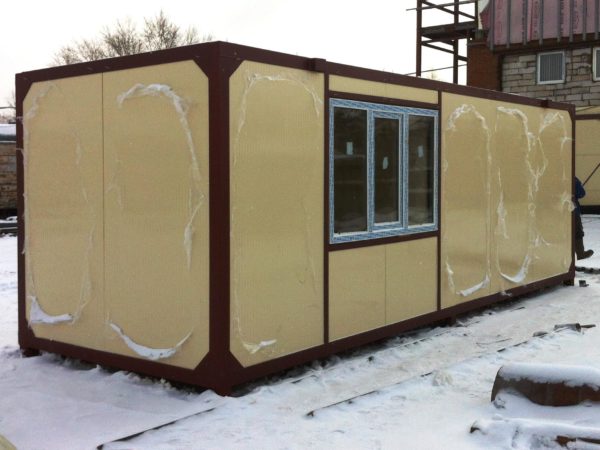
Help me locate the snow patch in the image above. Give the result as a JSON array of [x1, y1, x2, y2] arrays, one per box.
[[472, 416, 600, 450], [498, 362, 600, 389]]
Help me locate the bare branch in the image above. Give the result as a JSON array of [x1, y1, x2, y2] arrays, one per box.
[[51, 13, 212, 66], [143, 10, 180, 50], [76, 39, 107, 61], [52, 45, 83, 66], [102, 19, 144, 57]]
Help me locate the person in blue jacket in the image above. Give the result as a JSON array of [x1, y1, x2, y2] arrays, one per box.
[[575, 177, 594, 260]]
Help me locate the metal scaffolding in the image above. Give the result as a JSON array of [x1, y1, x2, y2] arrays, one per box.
[[412, 0, 478, 83]]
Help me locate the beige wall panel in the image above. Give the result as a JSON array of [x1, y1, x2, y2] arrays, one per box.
[[103, 61, 209, 369], [386, 238, 438, 324], [576, 120, 600, 206], [442, 93, 572, 307], [24, 76, 104, 349], [329, 246, 386, 341], [534, 111, 572, 279], [441, 95, 494, 308], [492, 109, 535, 291], [329, 76, 438, 105], [577, 106, 600, 115], [580, 155, 600, 206], [229, 61, 324, 367]]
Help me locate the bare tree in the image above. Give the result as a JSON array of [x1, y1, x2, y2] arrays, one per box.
[[143, 11, 180, 51], [52, 11, 212, 65], [102, 19, 145, 57], [0, 91, 16, 123], [53, 39, 107, 66]]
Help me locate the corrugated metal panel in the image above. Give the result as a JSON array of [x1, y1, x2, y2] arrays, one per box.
[[483, 0, 598, 45]]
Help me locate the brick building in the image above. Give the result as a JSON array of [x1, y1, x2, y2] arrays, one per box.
[[0, 124, 17, 216]]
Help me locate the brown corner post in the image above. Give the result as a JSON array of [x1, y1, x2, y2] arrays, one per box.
[[193, 43, 245, 396], [15, 73, 37, 356], [416, 0, 423, 78]]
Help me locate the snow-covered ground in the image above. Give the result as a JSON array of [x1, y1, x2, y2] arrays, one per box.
[[2, 218, 600, 449]]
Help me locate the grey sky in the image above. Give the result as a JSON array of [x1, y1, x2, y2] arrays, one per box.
[[1, 0, 464, 106]]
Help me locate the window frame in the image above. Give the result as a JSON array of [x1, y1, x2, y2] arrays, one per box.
[[536, 51, 566, 85], [329, 98, 439, 244], [593, 47, 600, 81]]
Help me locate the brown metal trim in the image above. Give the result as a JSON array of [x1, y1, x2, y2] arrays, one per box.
[[17, 42, 317, 88], [226, 271, 573, 389], [17, 41, 572, 115], [417, 0, 423, 78], [20, 269, 573, 393], [444, 272, 574, 316], [18, 43, 218, 86], [571, 104, 576, 274], [324, 72, 330, 345], [191, 46, 244, 395], [492, 37, 600, 54], [575, 114, 600, 120], [327, 61, 571, 113], [329, 61, 445, 92], [437, 90, 443, 312], [329, 91, 439, 110], [15, 74, 30, 351], [439, 82, 570, 110], [328, 231, 439, 252]]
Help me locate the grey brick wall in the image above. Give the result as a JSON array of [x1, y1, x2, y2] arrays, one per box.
[[502, 48, 600, 106], [0, 142, 17, 210]]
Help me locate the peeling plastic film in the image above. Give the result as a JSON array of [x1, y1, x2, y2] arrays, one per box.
[[229, 62, 324, 367], [23, 80, 99, 328], [232, 69, 324, 160], [117, 83, 204, 270], [442, 95, 572, 306], [443, 103, 493, 300], [110, 322, 192, 361]]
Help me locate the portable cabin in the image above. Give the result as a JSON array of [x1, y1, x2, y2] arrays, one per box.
[[575, 107, 600, 212], [16, 42, 574, 394]]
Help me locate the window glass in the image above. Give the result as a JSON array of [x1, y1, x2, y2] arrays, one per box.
[[408, 115, 435, 226], [374, 117, 400, 224], [333, 107, 367, 233], [329, 99, 438, 244], [537, 52, 564, 84]]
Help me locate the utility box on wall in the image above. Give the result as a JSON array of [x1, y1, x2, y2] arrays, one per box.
[[17, 42, 574, 394]]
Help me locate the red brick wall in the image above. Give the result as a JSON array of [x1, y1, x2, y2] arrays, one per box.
[[467, 40, 502, 91]]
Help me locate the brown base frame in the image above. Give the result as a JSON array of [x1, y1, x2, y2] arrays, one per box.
[[16, 41, 576, 396], [19, 272, 574, 395]]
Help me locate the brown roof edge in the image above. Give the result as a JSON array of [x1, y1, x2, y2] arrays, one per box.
[[16, 40, 572, 114]]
